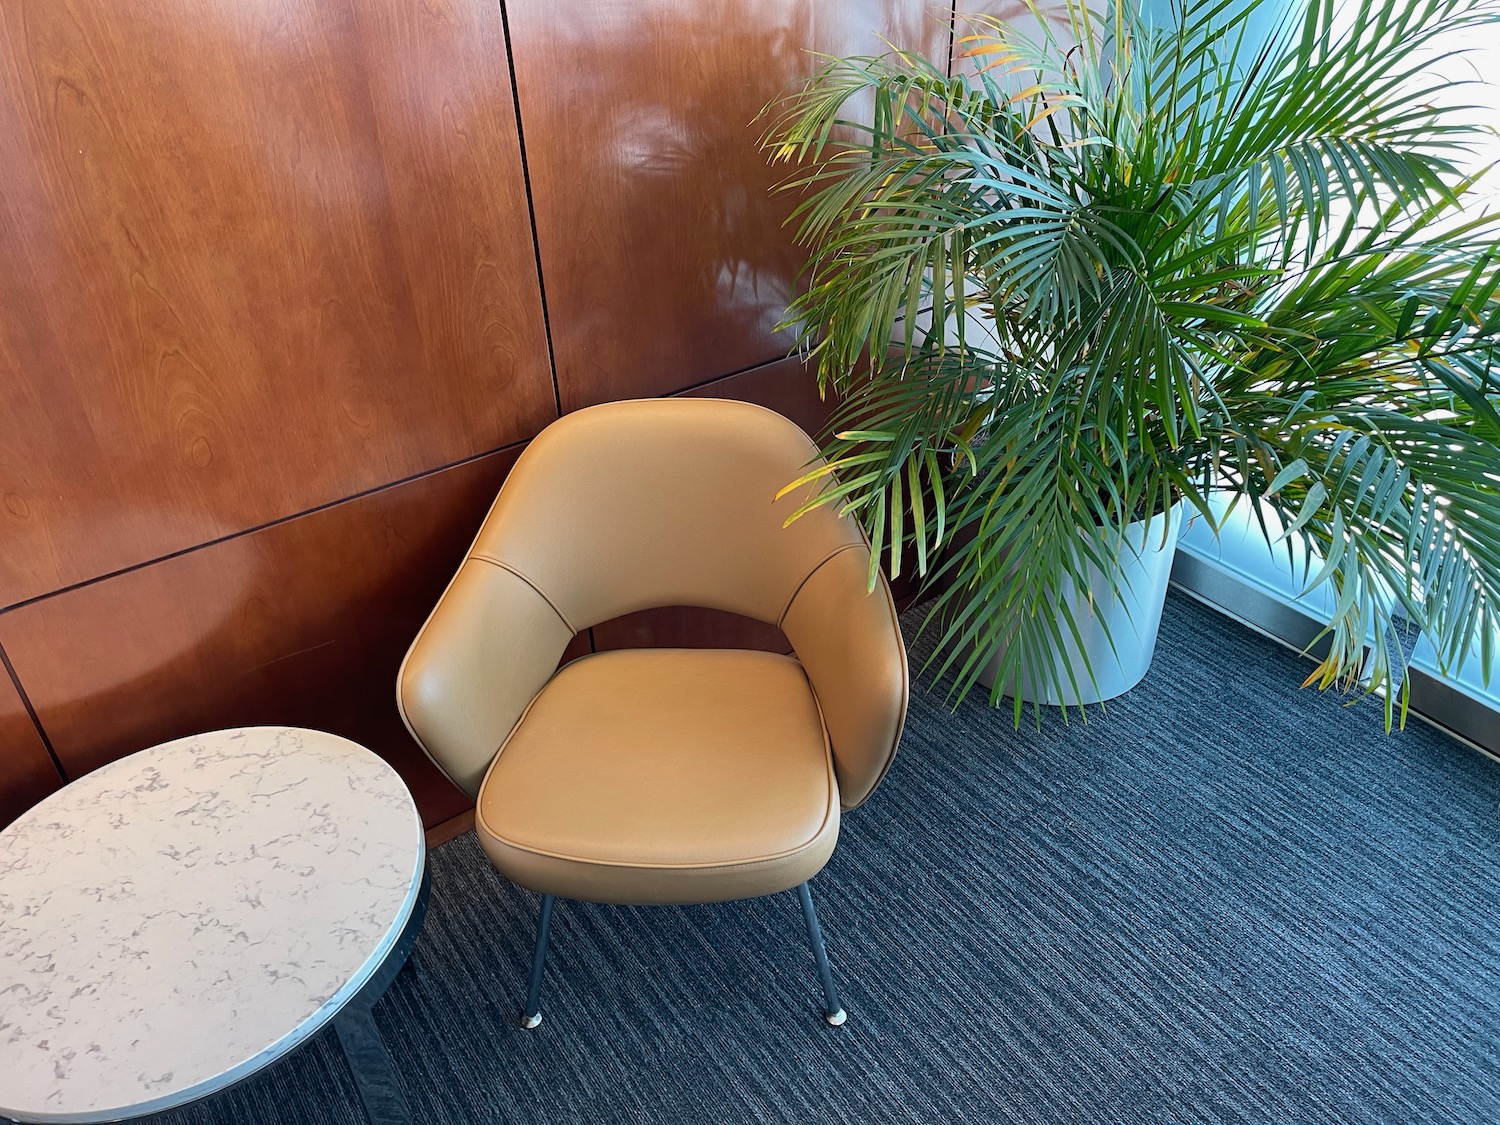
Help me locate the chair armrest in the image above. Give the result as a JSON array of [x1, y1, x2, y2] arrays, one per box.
[[398, 560, 575, 797], [781, 546, 909, 810]]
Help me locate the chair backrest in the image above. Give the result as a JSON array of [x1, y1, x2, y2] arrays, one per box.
[[399, 397, 907, 805], [470, 397, 865, 630]]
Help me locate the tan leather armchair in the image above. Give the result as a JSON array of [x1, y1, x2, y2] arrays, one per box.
[[398, 397, 908, 1027]]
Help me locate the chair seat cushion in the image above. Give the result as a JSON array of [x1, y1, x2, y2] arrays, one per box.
[[475, 648, 840, 905]]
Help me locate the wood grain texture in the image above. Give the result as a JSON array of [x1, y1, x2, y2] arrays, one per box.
[[510, 0, 953, 410], [0, 0, 554, 608], [0, 669, 61, 830], [0, 447, 545, 828]]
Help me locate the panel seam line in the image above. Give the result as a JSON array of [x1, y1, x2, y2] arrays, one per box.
[[494, 0, 563, 418], [0, 438, 532, 617], [0, 640, 68, 783]]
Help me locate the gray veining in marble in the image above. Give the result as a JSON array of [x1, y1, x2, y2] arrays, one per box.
[[0, 727, 424, 1123]]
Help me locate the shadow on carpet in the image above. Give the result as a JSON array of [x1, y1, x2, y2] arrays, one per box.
[[152, 593, 1500, 1124]]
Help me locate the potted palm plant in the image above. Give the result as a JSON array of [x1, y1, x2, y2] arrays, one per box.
[[762, 0, 1500, 722]]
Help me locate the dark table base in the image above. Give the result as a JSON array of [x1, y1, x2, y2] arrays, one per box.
[[332, 861, 432, 1125]]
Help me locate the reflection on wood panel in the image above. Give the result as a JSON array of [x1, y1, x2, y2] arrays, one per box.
[[0, 0, 554, 607], [511, 0, 953, 409], [0, 448, 539, 827], [0, 672, 60, 830]]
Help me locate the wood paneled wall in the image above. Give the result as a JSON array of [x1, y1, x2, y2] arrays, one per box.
[[0, 0, 958, 828], [512, 0, 950, 408], [0, 0, 555, 607]]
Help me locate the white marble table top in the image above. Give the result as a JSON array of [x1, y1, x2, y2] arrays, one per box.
[[0, 727, 425, 1124]]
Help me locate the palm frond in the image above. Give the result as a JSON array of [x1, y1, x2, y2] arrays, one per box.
[[761, 0, 1500, 718]]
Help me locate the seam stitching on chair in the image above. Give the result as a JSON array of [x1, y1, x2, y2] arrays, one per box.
[[478, 768, 838, 872], [775, 543, 909, 812], [777, 542, 866, 629], [476, 827, 837, 874], [844, 571, 909, 810], [469, 555, 576, 633]]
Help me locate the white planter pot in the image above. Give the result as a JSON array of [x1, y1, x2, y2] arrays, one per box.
[[977, 500, 1185, 705]]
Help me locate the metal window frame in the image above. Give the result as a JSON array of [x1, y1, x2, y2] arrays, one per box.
[[1170, 550, 1500, 763]]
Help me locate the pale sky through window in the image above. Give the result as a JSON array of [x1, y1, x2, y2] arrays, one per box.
[[1428, 4, 1500, 209], [1332, 0, 1500, 211]]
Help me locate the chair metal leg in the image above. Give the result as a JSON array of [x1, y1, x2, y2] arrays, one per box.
[[520, 894, 556, 1029], [796, 882, 847, 1026]]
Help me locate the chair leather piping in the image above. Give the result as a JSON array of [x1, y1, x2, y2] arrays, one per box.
[[845, 562, 909, 807], [779, 541, 910, 811], [395, 555, 574, 794], [474, 650, 840, 871], [776, 542, 869, 630], [468, 554, 577, 634]]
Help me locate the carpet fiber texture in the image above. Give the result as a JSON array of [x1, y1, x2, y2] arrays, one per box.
[[151, 593, 1500, 1124]]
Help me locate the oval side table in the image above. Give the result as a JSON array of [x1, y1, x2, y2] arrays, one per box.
[[0, 727, 428, 1125]]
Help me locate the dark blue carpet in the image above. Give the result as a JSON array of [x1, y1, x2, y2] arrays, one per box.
[[154, 592, 1500, 1124]]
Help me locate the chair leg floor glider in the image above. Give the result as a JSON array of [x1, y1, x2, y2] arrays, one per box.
[[520, 893, 556, 1030], [517, 882, 847, 1029], [797, 882, 847, 1026]]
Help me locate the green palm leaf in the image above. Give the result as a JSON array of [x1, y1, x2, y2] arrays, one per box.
[[762, 0, 1500, 721]]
